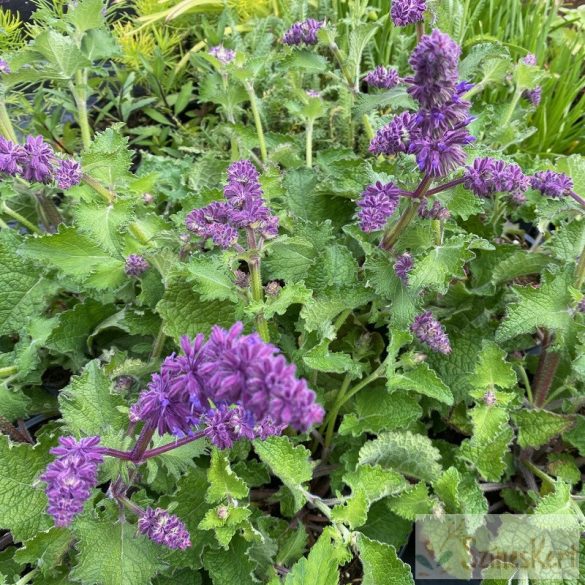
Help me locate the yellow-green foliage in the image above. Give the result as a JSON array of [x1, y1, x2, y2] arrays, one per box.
[[0, 8, 25, 52]]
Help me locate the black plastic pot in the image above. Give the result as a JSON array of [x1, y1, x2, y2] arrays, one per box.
[[1, 0, 36, 21]]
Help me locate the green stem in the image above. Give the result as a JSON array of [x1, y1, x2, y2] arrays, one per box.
[[575, 246, 585, 289], [82, 174, 115, 204], [323, 374, 353, 448], [245, 82, 268, 164], [516, 364, 533, 404], [0, 217, 9, 230], [129, 222, 150, 245], [117, 495, 144, 516], [501, 88, 522, 127], [306, 118, 314, 169], [432, 219, 442, 246], [249, 255, 270, 342], [0, 100, 17, 142], [336, 365, 385, 409], [0, 366, 17, 378], [15, 569, 39, 585], [362, 114, 374, 141], [1, 201, 41, 234], [329, 43, 356, 92], [533, 331, 559, 408], [71, 69, 92, 150], [150, 325, 167, 363], [416, 21, 425, 42]]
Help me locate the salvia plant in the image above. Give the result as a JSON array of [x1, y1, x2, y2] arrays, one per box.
[[0, 0, 584, 583]]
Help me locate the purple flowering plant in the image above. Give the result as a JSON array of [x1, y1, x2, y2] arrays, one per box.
[[1, 1, 585, 583]]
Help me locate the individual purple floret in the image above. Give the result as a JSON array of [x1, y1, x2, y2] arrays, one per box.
[[138, 507, 191, 550], [0, 137, 25, 176], [356, 181, 401, 232], [523, 54, 537, 66], [391, 0, 427, 27], [227, 159, 260, 185], [523, 86, 542, 107], [531, 170, 574, 198], [282, 19, 324, 46], [365, 66, 400, 89], [20, 135, 55, 183], [369, 112, 415, 155], [408, 29, 461, 109], [306, 90, 321, 98], [125, 254, 149, 277], [41, 436, 104, 527], [411, 311, 451, 354], [55, 159, 82, 190], [0, 59, 10, 74], [186, 202, 239, 249], [209, 45, 236, 65], [394, 252, 413, 284], [202, 404, 256, 449], [418, 199, 451, 220]]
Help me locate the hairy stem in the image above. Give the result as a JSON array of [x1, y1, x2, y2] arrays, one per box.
[[306, 118, 314, 169], [130, 421, 156, 462], [0, 365, 17, 377], [575, 245, 585, 289], [245, 82, 268, 164], [117, 495, 144, 516], [139, 430, 206, 461], [569, 191, 585, 208], [150, 325, 167, 363], [1, 201, 41, 234], [15, 569, 39, 585], [70, 69, 92, 150], [416, 21, 425, 42], [246, 227, 270, 342], [533, 331, 560, 408], [323, 374, 353, 449], [362, 114, 374, 141], [425, 177, 465, 197], [328, 43, 356, 92], [501, 88, 522, 127], [82, 174, 115, 204], [0, 100, 17, 142]]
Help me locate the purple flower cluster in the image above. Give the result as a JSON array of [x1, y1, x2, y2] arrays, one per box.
[[523, 54, 537, 66], [463, 157, 529, 200], [418, 199, 451, 220], [130, 323, 324, 441], [282, 19, 324, 46], [124, 254, 149, 277], [0, 59, 10, 74], [369, 30, 475, 177], [186, 160, 278, 249], [0, 135, 81, 188], [138, 507, 191, 550], [356, 181, 401, 232], [209, 45, 236, 65], [523, 86, 541, 107], [394, 252, 413, 284], [411, 311, 451, 354], [365, 66, 400, 89], [531, 170, 573, 198], [41, 436, 104, 527], [391, 0, 427, 26]]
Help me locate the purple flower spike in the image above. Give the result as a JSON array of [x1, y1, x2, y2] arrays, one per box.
[[523, 54, 537, 66], [21, 135, 55, 183], [365, 66, 400, 89], [209, 45, 236, 65], [125, 254, 149, 277], [391, 0, 427, 26], [185, 202, 239, 249], [0, 137, 25, 176], [203, 404, 256, 449], [523, 86, 541, 107], [531, 170, 574, 198], [356, 181, 401, 232], [408, 29, 461, 109], [138, 507, 191, 550], [282, 19, 324, 46], [411, 311, 451, 354], [0, 59, 10, 74], [227, 160, 260, 185], [55, 159, 82, 190], [369, 112, 415, 156], [41, 436, 104, 527], [394, 252, 413, 284]]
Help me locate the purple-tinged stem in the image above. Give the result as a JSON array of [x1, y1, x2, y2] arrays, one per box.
[[101, 447, 134, 460], [415, 21, 425, 43], [130, 421, 156, 462], [569, 191, 585, 208], [139, 430, 207, 461], [425, 177, 465, 197], [117, 495, 144, 516]]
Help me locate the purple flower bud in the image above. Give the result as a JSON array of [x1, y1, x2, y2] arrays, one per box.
[[265, 281, 282, 296], [369, 112, 415, 156], [124, 254, 149, 277], [484, 390, 497, 406], [365, 66, 400, 89], [209, 45, 236, 65], [418, 199, 451, 220], [282, 19, 324, 46], [531, 170, 573, 198], [523, 54, 537, 66], [523, 86, 541, 107], [0, 137, 26, 176], [143, 193, 154, 204], [21, 135, 55, 183], [306, 90, 321, 98], [408, 29, 461, 109], [0, 59, 11, 74], [411, 311, 451, 354], [41, 436, 104, 527], [138, 507, 191, 550], [55, 159, 82, 190], [234, 269, 250, 289], [114, 375, 135, 391], [394, 252, 413, 284], [356, 181, 401, 232], [577, 298, 585, 313], [391, 0, 427, 26]]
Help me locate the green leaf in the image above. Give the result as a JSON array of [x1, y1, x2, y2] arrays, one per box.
[[73, 201, 134, 255], [144, 434, 206, 483], [32, 31, 89, 78], [331, 490, 368, 529], [0, 435, 52, 542], [0, 232, 54, 336], [433, 467, 488, 521], [258, 282, 312, 319], [20, 226, 125, 289], [59, 360, 127, 441], [388, 363, 454, 405], [206, 450, 249, 504], [83, 126, 133, 186], [302, 341, 365, 376], [264, 237, 316, 282], [254, 437, 313, 512], [357, 534, 415, 585], [199, 505, 253, 549], [338, 387, 422, 436], [343, 465, 408, 504], [186, 257, 239, 303], [491, 251, 553, 284], [565, 415, 585, 455], [513, 410, 573, 449], [14, 527, 73, 575], [467, 341, 516, 390], [66, 0, 105, 32], [358, 431, 442, 482], [284, 528, 349, 585], [71, 516, 163, 585], [495, 269, 574, 344], [203, 536, 256, 585], [0, 385, 30, 421], [157, 269, 237, 338], [549, 219, 585, 263], [387, 483, 434, 520]]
